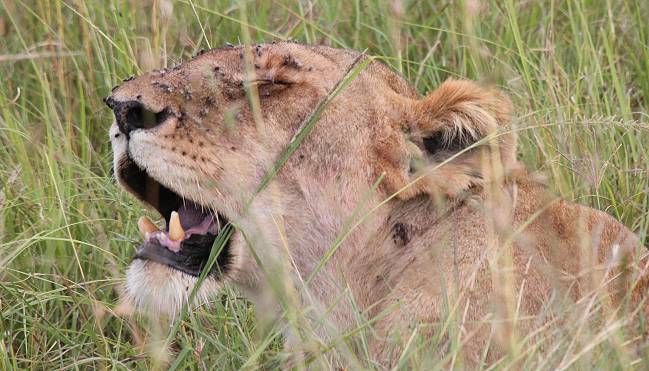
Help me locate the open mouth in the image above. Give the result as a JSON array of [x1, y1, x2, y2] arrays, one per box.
[[118, 155, 231, 277]]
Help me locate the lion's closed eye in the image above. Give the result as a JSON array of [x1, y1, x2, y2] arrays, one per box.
[[251, 79, 294, 97]]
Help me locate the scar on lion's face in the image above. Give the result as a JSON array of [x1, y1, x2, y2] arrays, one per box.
[[106, 42, 647, 366]]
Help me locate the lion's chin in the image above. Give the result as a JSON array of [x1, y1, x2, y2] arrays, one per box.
[[124, 259, 221, 317]]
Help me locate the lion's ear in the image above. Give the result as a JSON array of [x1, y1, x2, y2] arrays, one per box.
[[395, 79, 518, 199]]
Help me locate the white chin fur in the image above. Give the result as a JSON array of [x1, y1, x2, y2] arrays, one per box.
[[125, 259, 221, 317]]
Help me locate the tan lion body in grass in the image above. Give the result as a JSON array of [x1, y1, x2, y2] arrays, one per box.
[[107, 42, 648, 367]]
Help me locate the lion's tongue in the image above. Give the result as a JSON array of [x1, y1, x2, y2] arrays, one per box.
[[137, 202, 217, 253], [177, 202, 210, 230]]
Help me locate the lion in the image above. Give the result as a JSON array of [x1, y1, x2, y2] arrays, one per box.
[[106, 42, 648, 367]]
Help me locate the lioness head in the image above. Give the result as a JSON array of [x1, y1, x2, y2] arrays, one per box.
[[107, 42, 515, 316]]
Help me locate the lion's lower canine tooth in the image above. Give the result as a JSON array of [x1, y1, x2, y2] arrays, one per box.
[[169, 211, 185, 241], [138, 216, 158, 237]]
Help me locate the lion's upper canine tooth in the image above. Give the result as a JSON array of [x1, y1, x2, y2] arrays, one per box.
[[169, 211, 185, 241], [138, 216, 158, 237]]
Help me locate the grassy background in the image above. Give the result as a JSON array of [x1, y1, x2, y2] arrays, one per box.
[[1, 0, 648, 369]]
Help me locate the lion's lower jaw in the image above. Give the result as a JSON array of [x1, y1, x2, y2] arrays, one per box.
[[124, 259, 221, 317]]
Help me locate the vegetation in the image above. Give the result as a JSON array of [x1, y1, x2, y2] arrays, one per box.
[[1, 0, 647, 369]]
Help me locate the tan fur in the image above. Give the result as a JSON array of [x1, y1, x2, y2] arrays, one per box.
[[108, 42, 648, 367]]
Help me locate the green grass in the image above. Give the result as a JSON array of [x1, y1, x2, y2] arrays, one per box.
[[1, 0, 648, 369]]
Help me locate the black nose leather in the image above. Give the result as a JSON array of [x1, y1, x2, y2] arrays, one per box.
[[106, 98, 171, 137]]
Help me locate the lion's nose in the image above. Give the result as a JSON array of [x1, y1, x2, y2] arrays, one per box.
[[105, 97, 171, 137]]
